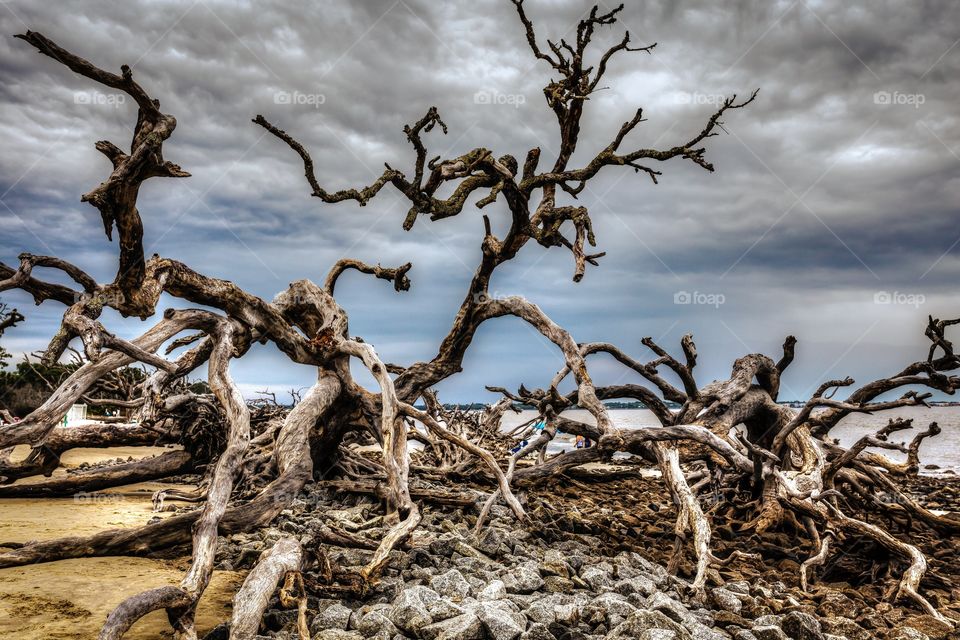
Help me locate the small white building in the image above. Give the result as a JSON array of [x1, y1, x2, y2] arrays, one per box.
[[65, 403, 87, 426]]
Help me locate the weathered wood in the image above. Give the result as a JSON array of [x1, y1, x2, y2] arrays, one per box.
[[230, 536, 304, 640], [2, 8, 957, 634], [0, 450, 191, 498], [0, 423, 161, 483]]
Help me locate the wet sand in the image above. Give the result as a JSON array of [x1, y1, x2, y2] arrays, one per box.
[[0, 557, 244, 639], [0, 447, 244, 639]]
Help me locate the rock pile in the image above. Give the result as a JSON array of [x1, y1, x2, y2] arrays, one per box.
[[204, 496, 955, 640]]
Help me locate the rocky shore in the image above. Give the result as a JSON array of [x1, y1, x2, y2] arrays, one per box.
[[200, 473, 960, 640]]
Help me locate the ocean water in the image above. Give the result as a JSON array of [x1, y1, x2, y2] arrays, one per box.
[[499, 406, 960, 473]]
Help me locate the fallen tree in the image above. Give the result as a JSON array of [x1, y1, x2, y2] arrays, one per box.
[[0, 1, 957, 637]]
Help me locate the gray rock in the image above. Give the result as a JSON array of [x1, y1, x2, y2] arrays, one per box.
[[312, 603, 352, 631], [356, 610, 398, 637], [608, 610, 692, 640], [726, 581, 752, 596], [430, 534, 459, 558], [780, 611, 823, 640], [419, 612, 485, 640], [690, 607, 716, 627], [312, 631, 362, 640], [816, 591, 858, 619], [471, 600, 527, 640], [388, 586, 440, 634], [687, 621, 730, 640], [754, 585, 774, 599], [646, 592, 697, 627], [753, 615, 782, 628], [639, 631, 679, 640], [428, 598, 467, 623], [520, 622, 555, 640], [454, 556, 494, 576], [733, 631, 758, 640], [579, 563, 613, 591], [711, 587, 743, 615], [565, 554, 586, 575], [266, 607, 304, 632], [479, 580, 508, 601], [543, 576, 574, 593], [752, 627, 789, 640], [525, 596, 561, 625], [431, 569, 473, 602], [504, 561, 545, 594], [614, 575, 657, 597], [554, 602, 580, 626], [618, 552, 670, 586], [540, 549, 571, 578], [476, 527, 507, 556], [582, 592, 637, 628], [506, 593, 540, 610]]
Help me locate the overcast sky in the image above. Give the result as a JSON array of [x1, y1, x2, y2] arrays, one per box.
[[1, 0, 958, 403]]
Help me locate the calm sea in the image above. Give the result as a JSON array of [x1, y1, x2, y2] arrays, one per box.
[[499, 406, 960, 473]]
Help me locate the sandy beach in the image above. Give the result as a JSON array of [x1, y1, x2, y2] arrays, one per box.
[[0, 446, 244, 639]]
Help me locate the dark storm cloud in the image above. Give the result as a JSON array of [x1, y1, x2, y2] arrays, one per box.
[[1, 0, 958, 402]]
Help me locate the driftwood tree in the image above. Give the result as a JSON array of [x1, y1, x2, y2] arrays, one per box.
[[1, 1, 956, 637], [0, 302, 24, 338]]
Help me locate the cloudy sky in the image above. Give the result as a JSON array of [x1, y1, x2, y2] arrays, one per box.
[[0, 0, 958, 403]]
